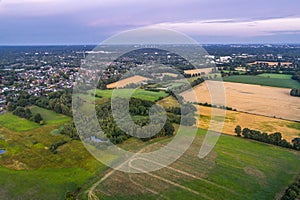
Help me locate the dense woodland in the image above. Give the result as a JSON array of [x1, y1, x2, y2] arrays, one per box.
[[8, 89, 73, 117], [96, 97, 176, 144]]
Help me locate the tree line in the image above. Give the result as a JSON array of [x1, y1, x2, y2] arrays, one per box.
[[290, 88, 300, 97], [292, 71, 300, 83], [8, 89, 72, 117], [235, 125, 300, 150], [164, 104, 197, 126], [170, 77, 204, 94], [281, 176, 300, 200], [194, 102, 235, 111], [12, 106, 44, 124]]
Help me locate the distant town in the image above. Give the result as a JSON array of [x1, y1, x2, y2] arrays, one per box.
[[1, 44, 300, 112]]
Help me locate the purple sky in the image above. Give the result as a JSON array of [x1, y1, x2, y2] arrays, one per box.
[[0, 0, 300, 45]]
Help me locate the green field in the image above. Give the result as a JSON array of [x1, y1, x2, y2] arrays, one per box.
[[0, 113, 40, 132], [95, 89, 168, 102], [0, 167, 93, 200], [84, 129, 300, 200], [30, 106, 71, 125], [1, 92, 300, 199], [222, 75, 300, 88], [257, 73, 293, 79], [0, 113, 106, 200]]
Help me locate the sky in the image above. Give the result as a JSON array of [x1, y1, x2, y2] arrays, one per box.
[[0, 0, 300, 45]]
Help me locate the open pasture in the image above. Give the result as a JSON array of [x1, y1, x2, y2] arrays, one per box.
[[96, 89, 168, 102], [0, 113, 40, 132], [222, 75, 299, 88], [30, 106, 71, 125]]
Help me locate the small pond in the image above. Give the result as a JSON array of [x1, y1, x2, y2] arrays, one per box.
[[0, 150, 6, 154]]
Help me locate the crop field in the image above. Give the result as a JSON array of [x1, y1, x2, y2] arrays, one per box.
[[222, 75, 300, 88], [196, 105, 300, 142], [158, 96, 300, 142], [81, 129, 300, 200], [30, 106, 71, 125], [184, 68, 212, 76], [0, 113, 40, 132], [182, 81, 300, 121], [95, 89, 168, 102], [106, 75, 149, 89]]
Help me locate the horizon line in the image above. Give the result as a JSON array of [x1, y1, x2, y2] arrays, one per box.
[[1, 43, 300, 46]]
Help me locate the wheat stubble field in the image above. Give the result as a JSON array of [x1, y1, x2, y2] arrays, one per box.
[[182, 81, 300, 122], [196, 105, 300, 142], [106, 75, 149, 89]]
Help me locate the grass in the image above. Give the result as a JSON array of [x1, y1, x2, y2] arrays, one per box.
[[257, 73, 293, 79], [0, 115, 106, 200], [0, 113, 40, 132], [88, 129, 300, 200], [222, 75, 300, 88], [95, 89, 168, 102], [0, 167, 93, 200], [30, 106, 71, 125]]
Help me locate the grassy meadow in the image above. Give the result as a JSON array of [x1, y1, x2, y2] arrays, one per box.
[[0, 110, 105, 200], [257, 73, 293, 79], [30, 106, 71, 125], [222, 74, 300, 88], [0, 113, 40, 132], [95, 89, 168, 102], [0, 167, 93, 200]]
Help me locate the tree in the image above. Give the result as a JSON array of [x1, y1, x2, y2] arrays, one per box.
[[54, 103, 62, 114], [292, 138, 300, 150], [7, 102, 16, 112], [235, 125, 242, 137], [242, 128, 251, 138], [290, 88, 300, 97], [33, 113, 43, 123], [268, 132, 282, 145]]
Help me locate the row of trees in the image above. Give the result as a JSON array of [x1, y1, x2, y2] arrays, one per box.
[[281, 176, 300, 200], [164, 104, 196, 126], [292, 72, 300, 83], [49, 140, 67, 154], [12, 106, 43, 124], [168, 77, 204, 95], [290, 88, 300, 97], [195, 102, 235, 111], [235, 125, 300, 150]]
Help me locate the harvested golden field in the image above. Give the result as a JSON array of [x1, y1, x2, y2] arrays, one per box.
[[106, 75, 148, 89], [182, 81, 300, 121], [196, 105, 300, 142], [184, 68, 212, 76], [158, 96, 300, 142]]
